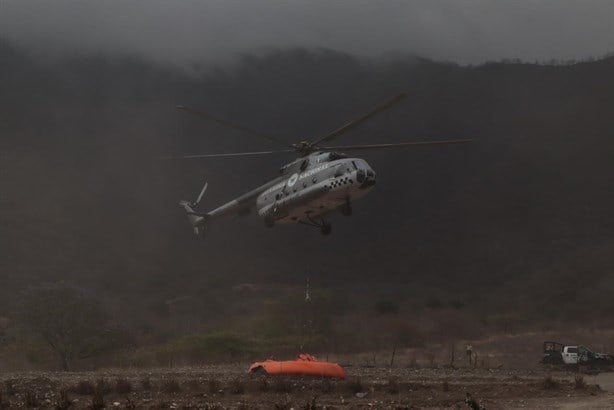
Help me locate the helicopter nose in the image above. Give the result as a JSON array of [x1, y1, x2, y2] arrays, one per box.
[[357, 168, 376, 188]]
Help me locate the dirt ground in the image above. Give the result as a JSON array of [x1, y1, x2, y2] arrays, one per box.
[[0, 365, 612, 409]]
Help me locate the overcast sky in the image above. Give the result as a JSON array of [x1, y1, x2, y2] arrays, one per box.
[[1, 0, 614, 65]]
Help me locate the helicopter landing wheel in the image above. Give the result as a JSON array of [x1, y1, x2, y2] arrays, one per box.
[[320, 223, 332, 236]]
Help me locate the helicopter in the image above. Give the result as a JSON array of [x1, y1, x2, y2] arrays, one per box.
[[174, 93, 470, 236]]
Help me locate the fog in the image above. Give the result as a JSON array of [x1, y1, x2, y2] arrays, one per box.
[[2, 0, 614, 66]]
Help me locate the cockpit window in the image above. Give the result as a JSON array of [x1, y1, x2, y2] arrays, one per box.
[[351, 161, 358, 170]]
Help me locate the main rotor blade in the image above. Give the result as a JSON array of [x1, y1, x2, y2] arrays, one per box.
[[160, 149, 295, 159], [319, 139, 473, 152], [176, 105, 291, 147], [310, 93, 407, 146]]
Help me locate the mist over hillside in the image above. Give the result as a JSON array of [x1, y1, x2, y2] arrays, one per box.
[[1, 41, 614, 360]]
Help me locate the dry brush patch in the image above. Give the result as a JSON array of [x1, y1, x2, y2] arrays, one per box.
[[0, 366, 605, 408]]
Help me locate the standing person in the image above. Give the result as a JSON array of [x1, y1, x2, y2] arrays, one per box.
[[466, 344, 473, 366]]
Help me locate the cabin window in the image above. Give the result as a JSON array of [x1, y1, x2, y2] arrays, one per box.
[[312, 176, 317, 183]]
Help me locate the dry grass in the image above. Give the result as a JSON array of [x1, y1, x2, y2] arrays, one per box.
[[90, 385, 105, 410], [252, 378, 269, 393], [273, 378, 293, 393], [70, 380, 94, 395], [386, 377, 399, 394], [95, 378, 112, 395], [575, 375, 587, 390], [207, 379, 221, 394], [345, 377, 364, 394], [55, 387, 71, 410], [24, 391, 39, 407], [3, 380, 16, 396], [161, 378, 181, 393], [542, 375, 560, 390], [115, 377, 132, 394], [319, 379, 334, 393], [229, 378, 245, 394], [140, 377, 151, 391]]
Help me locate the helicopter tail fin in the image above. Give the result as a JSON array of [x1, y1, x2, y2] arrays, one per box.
[[179, 182, 209, 237]]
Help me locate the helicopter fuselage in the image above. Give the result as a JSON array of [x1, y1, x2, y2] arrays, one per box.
[[256, 152, 376, 225], [176, 92, 469, 236]]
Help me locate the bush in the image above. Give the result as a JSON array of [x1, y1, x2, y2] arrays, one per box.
[[24, 390, 38, 407], [3, 380, 16, 396], [345, 377, 364, 394], [115, 377, 132, 394], [386, 377, 399, 394], [96, 379, 111, 395], [55, 388, 71, 410], [140, 377, 151, 391], [542, 376, 560, 390], [91, 386, 105, 410], [320, 379, 333, 393], [229, 378, 245, 394], [70, 380, 94, 395], [273, 378, 293, 393], [575, 375, 587, 390], [207, 379, 221, 394], [161, 379, 181, 393]]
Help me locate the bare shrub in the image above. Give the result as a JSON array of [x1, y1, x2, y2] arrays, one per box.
[[125, 397, 137, 409], [273, 400, 292, 410], [253, 378, 269, 393], [71, 380, 94, 395], [154, 400, 168, 408], [22, 284, 116, 371], [161, 379, 181, 393], [575, 375, 587, 390], [115, 377, 132, 394], [304, 396, 317, 410], [140, 377, 151, 391], [542, 376, 560, 390], [96, 379, 111, 395], [0, 391, 7, 410], [55, 387, 71, 410], [425, 352, 436, 368], [345, 377, 363, 394], [320, 379, 333, 393], [207, 379, 221, 394], [273, 378, 293, 393], [3, 380, 16, 396], [90, 385, 105, 410], [24, 390, 39, 407], [229, 378, 245, 394], [442, 380, 450, 392], [386, 377, 399, 394], [186, 379, 201, 391]]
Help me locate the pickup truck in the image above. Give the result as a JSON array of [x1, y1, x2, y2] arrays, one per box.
[[541, 341, 614, 371]]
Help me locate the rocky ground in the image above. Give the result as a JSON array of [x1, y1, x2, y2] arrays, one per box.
[[0, 365, 612, 409]]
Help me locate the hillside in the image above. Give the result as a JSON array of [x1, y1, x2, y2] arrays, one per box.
[[1, 42, 613, 366]]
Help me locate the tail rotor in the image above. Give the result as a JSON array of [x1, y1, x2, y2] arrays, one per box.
[[180, 181, 209, 237]]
